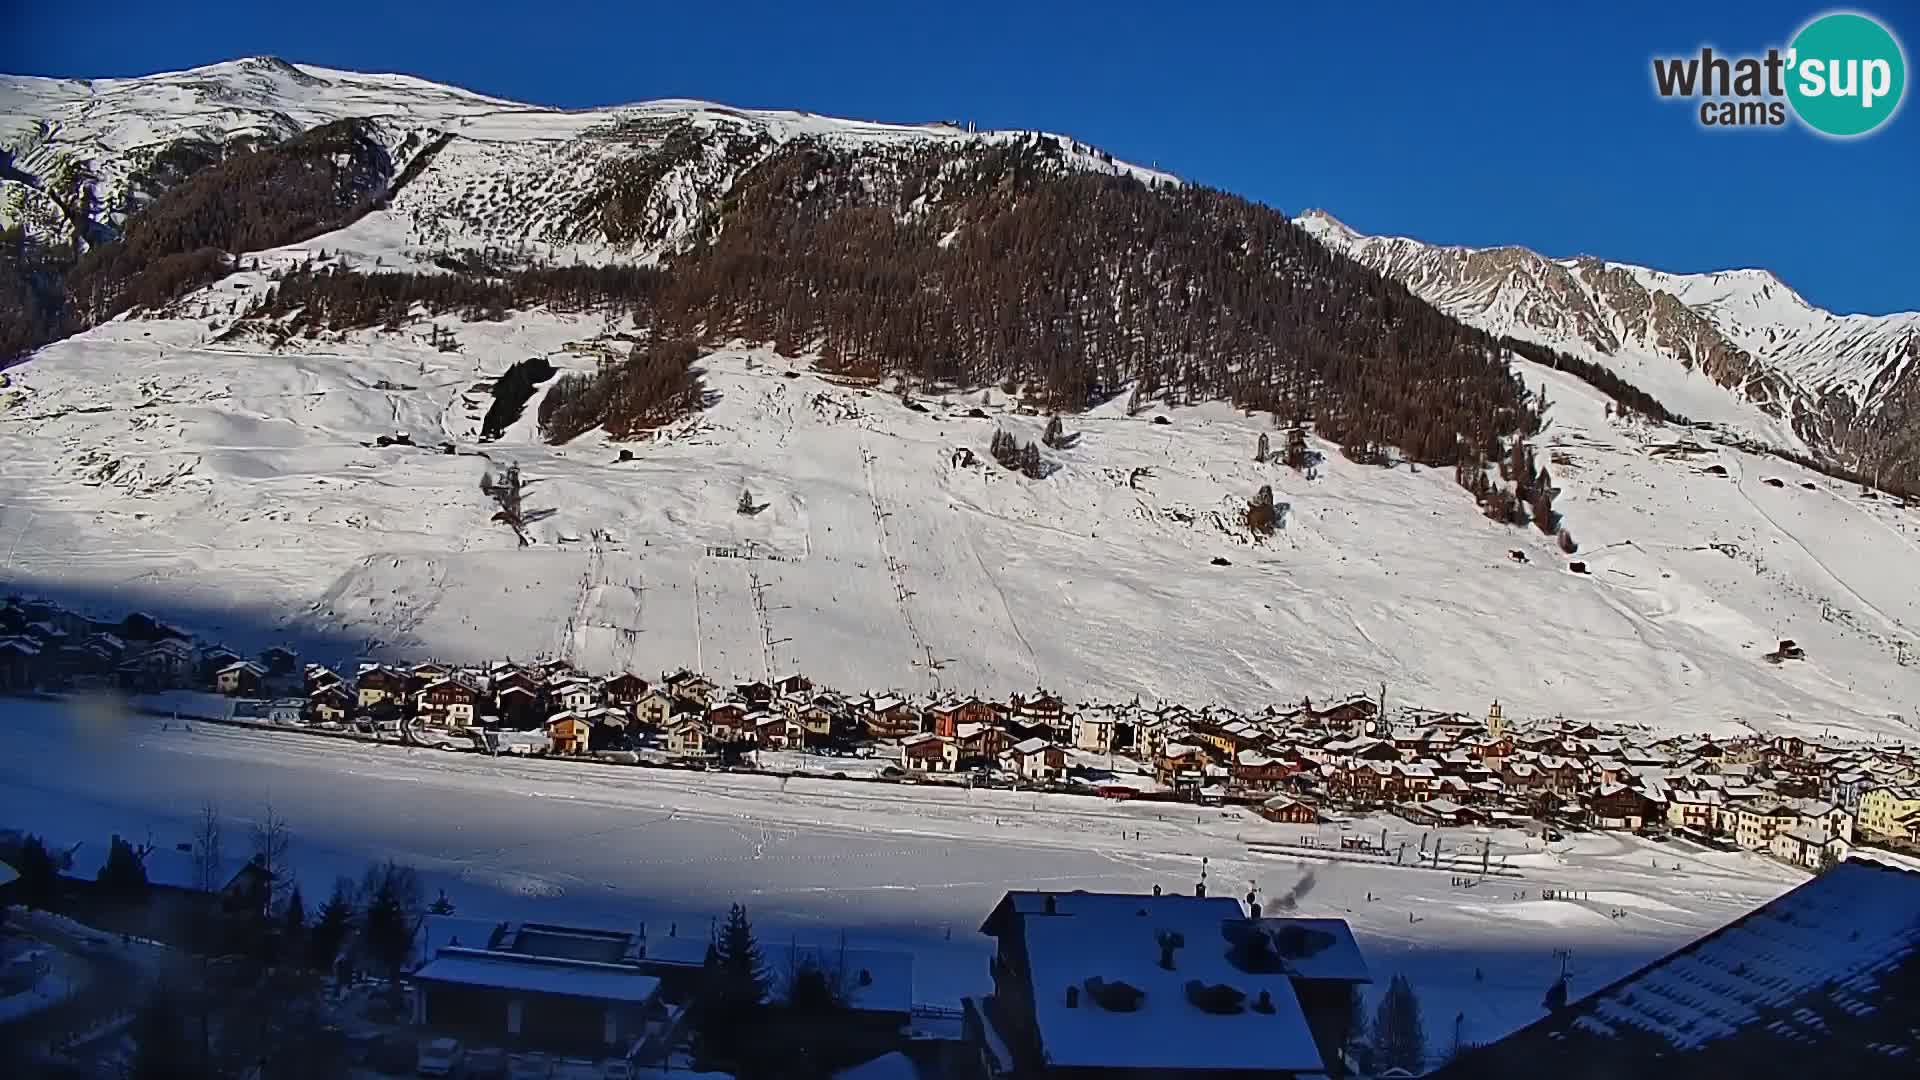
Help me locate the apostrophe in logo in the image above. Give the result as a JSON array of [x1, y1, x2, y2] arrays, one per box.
[[1786, 12, 1905, 136], [1650, 9, 1906, 137]]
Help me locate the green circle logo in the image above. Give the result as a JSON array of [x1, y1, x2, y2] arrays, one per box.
[[1787, 12, 1906, 136]]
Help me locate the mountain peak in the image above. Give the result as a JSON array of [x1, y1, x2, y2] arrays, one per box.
[[1295, 208, 1358, 243]]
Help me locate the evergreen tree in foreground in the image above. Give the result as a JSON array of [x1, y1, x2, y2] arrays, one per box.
[[1371, 973, 1428, 1073]]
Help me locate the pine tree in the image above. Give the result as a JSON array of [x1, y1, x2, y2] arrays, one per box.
[[307, 878, 353, 975], [715, 903, 769, 1009], [1371, 973, 1427, 1073], [1043, 415, 1065, 448], [98, 834, 150, 899], [737, 488, 756, 516], [428, 889, 456, 916]]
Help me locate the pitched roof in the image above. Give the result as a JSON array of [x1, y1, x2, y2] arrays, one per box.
[[1438, 858, 1920, 1077], [413, 948, 661, 1003]]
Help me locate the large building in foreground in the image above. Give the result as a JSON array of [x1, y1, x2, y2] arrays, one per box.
[[964, 889, 1369, 1078], [1436, 857, 1920, 1079]]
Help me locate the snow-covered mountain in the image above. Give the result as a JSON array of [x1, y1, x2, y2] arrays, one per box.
[[1296, 209, 1920, 488], [0, 56, 1173, 261], [2, 60, 1918, 742]]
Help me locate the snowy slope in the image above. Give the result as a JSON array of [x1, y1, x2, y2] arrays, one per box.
[[0, 57, 1176, 260], [3, 238, 1918, 740], [1296, 210, 1920, 466]]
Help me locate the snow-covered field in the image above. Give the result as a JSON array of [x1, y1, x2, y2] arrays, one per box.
[[0, 697, 1810, 1050], [4, 270, 1918, 739]]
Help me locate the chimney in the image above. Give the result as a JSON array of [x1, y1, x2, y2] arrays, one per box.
[[1250, 901, 1263, 919], [859, 969, 872, 986], [1254, 989, 1275, 1014], [1065, 985, 1079, 1008], [1044, 893, 1057, 914], [1195, 881, 1207, 898], [1152, 884, 1163, 896]]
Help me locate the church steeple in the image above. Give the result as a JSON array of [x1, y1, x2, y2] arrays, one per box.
[[1488, 699, 1505, 740]]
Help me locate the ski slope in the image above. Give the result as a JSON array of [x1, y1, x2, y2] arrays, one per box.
[[2, 250, 1918, 739]]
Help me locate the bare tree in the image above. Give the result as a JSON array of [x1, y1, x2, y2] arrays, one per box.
[[192, 801, 224, 894], [251, 802, 293, 915]]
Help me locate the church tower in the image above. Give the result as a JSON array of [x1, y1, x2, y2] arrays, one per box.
[[1488, 699, 1505, 741]]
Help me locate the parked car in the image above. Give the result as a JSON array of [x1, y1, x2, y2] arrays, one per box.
[[417, 1036, 464, 1076]]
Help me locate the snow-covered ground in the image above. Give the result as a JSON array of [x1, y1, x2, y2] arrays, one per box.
[[4, 274, 1918, 739], [0, 698, 1813, 1051]]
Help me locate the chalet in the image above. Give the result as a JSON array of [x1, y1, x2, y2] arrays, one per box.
[[1665, 788, 1722, 832], [774, 673, 813, 696], [1156, 742, 1210, 789], [1002, 738, 1067, 782], [202, 645, 244, 677], [602, 673, 648, 708], [536, 658, 576, 681], [546, 712, 592, 755], [215, 661, 267, 697], [790, 702, 836, 747], [489, 666, 541, 697], [303, 664, 342, 695], [666, 719, 707, 757], [305, 684, 353, 725], [633, 687, 676, 728], [1011, 689, 1067, 733], [1724, 800, 1802, 850], [705, 702, 750, 742], [956, 722, 1010, 764], [864, 695, 919, 741], [495, 684, 543, 729], [1769, 825, 1848, 870], [259, 646, 298, 676], [1537, 755, 1586, 794], [1259, 795, 1322, 824], [931, 697, 1002, 738], [588, 710, 631, 752], [754, 711, 798, 749], [902, 734, 960, 773], [410, 922, 667, 1050], [0, 636, 44, 692], [966, 890, 1367, 1079], [663, 669, 717, 706], [409, 661, 452, 692], [734, 680, 775, 707], [355, 666, 408, 709], [551, 678, 599, 714], [1316, 695, 1379, 733], [1231, 750, 1295, 793], [416, 677, 485, 729], [1587, 784, 1663, 830]]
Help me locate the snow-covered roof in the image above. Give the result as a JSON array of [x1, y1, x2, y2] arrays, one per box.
[[1009, 737, 1052, 755], [1017, 905, 1325, 1072], [1245, 918, 1370, 982], [1465, 859, 1920, 1067], [412, 947, 662, 1003]]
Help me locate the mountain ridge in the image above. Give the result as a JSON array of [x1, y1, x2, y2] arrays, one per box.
[[1295, 208, 1920, 492]]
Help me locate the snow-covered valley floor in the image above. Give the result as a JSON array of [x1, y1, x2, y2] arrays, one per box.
[[0, 698, 1810, 1050]]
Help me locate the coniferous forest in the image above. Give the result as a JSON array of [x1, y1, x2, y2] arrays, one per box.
[[7, 127, 1623, 524]]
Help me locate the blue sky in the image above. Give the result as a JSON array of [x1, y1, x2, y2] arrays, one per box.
[[6, 1, 1915, 313]]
